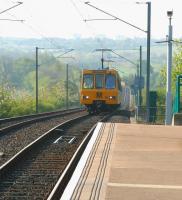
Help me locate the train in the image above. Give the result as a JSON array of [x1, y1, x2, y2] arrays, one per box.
[[80, 68, 128, 113]]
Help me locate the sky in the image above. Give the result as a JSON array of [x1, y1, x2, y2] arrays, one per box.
[[0, 0, 181, 39]]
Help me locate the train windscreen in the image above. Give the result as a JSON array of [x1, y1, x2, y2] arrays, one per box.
[[95, 74, 104, 89], [83, 74, 93, 89], [105, 74, 116, 89]]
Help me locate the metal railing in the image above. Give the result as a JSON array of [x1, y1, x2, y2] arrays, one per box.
[[135, 106, 166, 125]]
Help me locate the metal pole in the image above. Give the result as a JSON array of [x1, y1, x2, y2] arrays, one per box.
[[101, 50, 104, 69], [36, 47, 39, 113], [146, 2, 151, 122], [137, 64, 140, 106], [136, 64, 140, 120], [165, 13, 173, 125], [66, 63, 69, 109], [139, 45, 142, 106]]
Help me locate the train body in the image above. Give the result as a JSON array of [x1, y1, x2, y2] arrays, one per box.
[[80, 69, 125, 113]]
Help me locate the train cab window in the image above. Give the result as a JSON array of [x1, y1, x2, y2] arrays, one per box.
[[83, 74, 93, 89], [105, 74, 116, 89], [95, 74, 104, 89]]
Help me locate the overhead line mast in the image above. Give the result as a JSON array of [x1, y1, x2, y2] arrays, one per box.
[[95, 49, 112, 69]]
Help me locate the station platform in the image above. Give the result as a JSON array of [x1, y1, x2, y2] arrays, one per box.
[[61, 123, 182, 200]]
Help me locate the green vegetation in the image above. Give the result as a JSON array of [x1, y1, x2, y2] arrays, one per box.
[[0, 49, 80, 118], [0, 36, 168, 118], [158, 43, 182, 104]]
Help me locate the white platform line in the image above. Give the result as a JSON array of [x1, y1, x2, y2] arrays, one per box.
[[108, 182, 182, 190], [61, 122, 103, 200]]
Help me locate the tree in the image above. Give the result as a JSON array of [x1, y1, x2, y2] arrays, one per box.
[[159, 43, 182, 90], [157, 42, 182, 107]]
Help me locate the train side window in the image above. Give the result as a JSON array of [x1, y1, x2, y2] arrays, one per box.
[[105, 74, 116, 89], [95, 74, 104, 89], [83, 74, 93, 89]]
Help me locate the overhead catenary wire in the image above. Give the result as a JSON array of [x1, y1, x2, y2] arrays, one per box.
[[84, 1, 147, 33], [37, 48, 75, 67], [0, 1, 23, 15], [172, 40, 182, 44], [22, 22, 63, 48], [56, 49, 75, 58], [7, 11, 63, 49], [0, 1, 23, 22], [70, 0, 85, 21], [4, 1, 65, 50], [4, 11, 75, 67], [20, 2, 65, 49], [0, 18, 24, 22], [69, 0, 105, 48], [4, 14, 76, 73], [111, 50, 138, 66]]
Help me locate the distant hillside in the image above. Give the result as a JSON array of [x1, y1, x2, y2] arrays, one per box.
[[0, 36, 168, 90], [0, 36, 171, 117], [0, 36, 165, 53]]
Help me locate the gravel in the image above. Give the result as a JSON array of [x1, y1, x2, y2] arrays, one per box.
[[0, 111, 87, 166]]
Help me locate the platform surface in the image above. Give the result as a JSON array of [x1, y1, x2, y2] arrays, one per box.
[[61, 123, 182, 200]]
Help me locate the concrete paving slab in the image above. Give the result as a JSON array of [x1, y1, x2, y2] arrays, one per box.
[[105, 124, 182, 200], [61, 123, 182, 200]]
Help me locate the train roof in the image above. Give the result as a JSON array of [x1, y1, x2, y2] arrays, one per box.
[[82, 68, 119, 74]]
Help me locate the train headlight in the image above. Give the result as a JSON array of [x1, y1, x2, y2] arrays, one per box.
[[83, 95, 89, 99], [109, 96, 116, 100]]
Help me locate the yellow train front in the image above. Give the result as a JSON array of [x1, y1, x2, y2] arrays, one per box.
[[80, 69, 123, 113]]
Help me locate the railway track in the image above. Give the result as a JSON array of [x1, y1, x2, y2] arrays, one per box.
[[106, 110, 131, 123], [0, 108, 83, 130], [0, 109, 130, 199], [48, 109, 131, 200], [0, 109, 86, 166], [0, 112, 111, 199]]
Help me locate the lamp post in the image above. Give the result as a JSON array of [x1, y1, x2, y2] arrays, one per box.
[[146, 2, 151, 122], [139, 45, 142, 106], [165, 11, 173, 125]]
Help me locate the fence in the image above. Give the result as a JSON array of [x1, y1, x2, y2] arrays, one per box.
[[135, 106, 166, 125]]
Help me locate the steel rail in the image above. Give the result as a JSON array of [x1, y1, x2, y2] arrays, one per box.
[[0, 114, 88, 176], [47, 112, 113, 200], [0, 107, 82, 124], [0, 112, 110, 199], [49, 109, 130, 199], [0, 108, 84, 136]]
